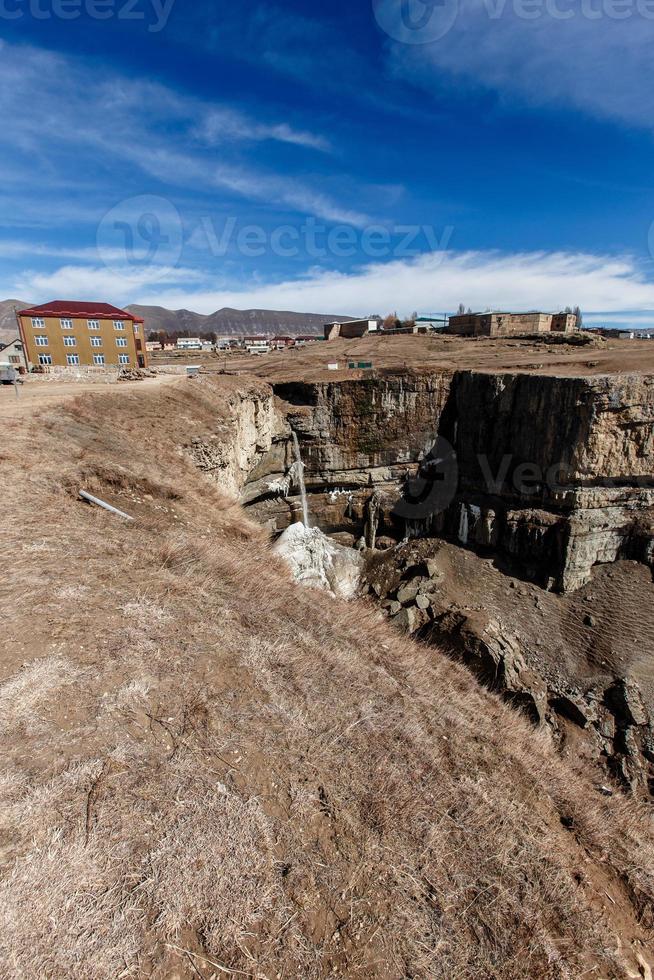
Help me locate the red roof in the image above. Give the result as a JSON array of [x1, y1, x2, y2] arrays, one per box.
[[20, 301, 144, 323]]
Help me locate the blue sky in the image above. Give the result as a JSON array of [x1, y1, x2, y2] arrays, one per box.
[[3, 0, 654, 323]]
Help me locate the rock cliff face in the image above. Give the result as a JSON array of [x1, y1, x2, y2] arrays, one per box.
[[243, 370, 654, 591], [440, 372, 654, 590], [245, 374, 451, 535], [186, 382, 283, 498]]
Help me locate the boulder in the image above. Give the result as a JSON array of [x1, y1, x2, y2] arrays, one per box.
[[397, 582, 420, 605], [425, 558, 443, 580], [393, 606, 429, 634], [605, 678, 649, 727], [551, 691, 597, 728]]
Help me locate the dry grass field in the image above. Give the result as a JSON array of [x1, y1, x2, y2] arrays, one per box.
[[208, 332, 654, 385], [1, 374, 653, 978]]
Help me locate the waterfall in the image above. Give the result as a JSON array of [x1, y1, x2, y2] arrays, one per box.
[[364, 490, 382, 549], [458, 503, 469, 544], [291, 430, 310, 527]]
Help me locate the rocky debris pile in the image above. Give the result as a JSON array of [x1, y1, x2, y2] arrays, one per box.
[[117, 367, 158, 382], [364, 540, 654, 797], [274, 522, 363, 599]]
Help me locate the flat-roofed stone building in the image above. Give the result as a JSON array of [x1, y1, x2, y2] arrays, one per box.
[[447, 311, 576, 337]]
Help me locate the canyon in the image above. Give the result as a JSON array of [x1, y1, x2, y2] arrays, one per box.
[[188, 356, 654, 796]]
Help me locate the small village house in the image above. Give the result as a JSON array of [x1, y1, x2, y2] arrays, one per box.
[[175, 337, 203, 350], [0, 338, 27, 372], [244, 335, 271, 354], [17, 301, 147, 370], [324, 319, 380, 340]]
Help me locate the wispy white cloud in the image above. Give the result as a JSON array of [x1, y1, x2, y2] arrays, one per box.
[[0, 41, 368, 228], [13, 263, 207, 304], [14, 249, 651, 319], [385, 0, 654, 128], [198, 110, 331, 151]]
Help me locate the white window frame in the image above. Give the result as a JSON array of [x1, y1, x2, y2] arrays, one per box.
[[113, 320, 125, 331], [34, 335, 48, 347], [87, 319, 100, 330], [90, 337, 103, 348], [31, 317, 45, 329], [66, 354, 80, 366], [116, 337, 128, 348], [63, 336, 77, 347], [93, 354, 105, 365], [118, 354, 130, 365], [60, 318, 73, 330], [38, 354, 53, 365]]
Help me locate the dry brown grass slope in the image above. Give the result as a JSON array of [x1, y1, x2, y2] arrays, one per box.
[[0, 376, 653, 979]]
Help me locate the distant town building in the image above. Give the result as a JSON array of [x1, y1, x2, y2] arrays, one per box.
[[414, 316, 447, 333], [0, 337, 27, 371], [214, 336, 238, 350], [294, 334, 322, 345], [17, 302, 147, 369], [324, 319, 381, 340], [244, 335, 271, 355], [446, 311, 576, 337], [592, 327, 653, 340], [271, 336, 294, 349], [176, 337, 203, 350]]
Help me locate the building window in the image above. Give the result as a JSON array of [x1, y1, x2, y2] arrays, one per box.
[[38, 354, 53, 365], [113, 320, 125, 331], [9, 355, 20, 364], [93, 354, 105, 365], [31, 317, 45, 329], [66, 354, 80, 366], [90, 337, 102, 348], [88, 319, 100, 330], [60, 318, 73, 329], [118, 354, 130, 364], [63, 336, 77, 347], [35, 335, 48, 347], [116, 338, 128, 348]]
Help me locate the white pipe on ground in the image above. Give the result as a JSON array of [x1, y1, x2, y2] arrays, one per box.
[[79, 490, 134, 521]]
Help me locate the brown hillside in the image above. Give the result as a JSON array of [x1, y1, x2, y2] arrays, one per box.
[[1, 375, 653, 979]]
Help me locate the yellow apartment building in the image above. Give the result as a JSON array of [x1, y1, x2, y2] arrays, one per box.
[[17, 301, 148, 370]]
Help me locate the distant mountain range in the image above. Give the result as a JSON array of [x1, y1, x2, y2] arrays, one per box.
[[0, 300, 354, 344], [125, 305, 354, 338]]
